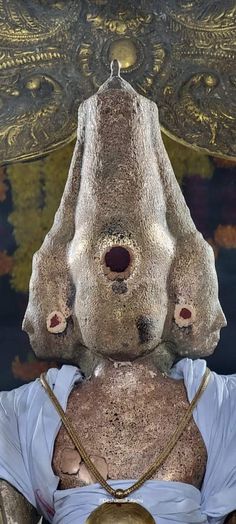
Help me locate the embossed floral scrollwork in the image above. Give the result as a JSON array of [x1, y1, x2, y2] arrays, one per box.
[[161, 68, 236, 157], [0, 0, 236, 161], [0, 72, 69, 161]]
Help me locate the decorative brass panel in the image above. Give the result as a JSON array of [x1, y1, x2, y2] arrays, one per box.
[[1, 0, 236, 163]]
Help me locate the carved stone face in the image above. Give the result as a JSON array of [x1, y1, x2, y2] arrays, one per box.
[[166, 238, 226, 358], [23, 66, 226, 372]]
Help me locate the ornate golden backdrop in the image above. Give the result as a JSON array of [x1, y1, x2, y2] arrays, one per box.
[[1, 0, 236, 163]]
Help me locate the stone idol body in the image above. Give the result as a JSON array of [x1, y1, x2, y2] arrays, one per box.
[[0, 62, 235, 524]]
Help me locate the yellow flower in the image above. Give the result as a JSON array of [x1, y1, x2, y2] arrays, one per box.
[[0, 167, 8, 202], [0, 251, 13, 276], [12, 355, 58, 382], [7, 142, 74, 292], [214, 225, 236, 249]]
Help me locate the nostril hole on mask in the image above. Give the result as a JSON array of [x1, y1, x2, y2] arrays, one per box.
[[105, 246, 130, 273]]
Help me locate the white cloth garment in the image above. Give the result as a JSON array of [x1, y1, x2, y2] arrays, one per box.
[[0, 358, 235, 523]]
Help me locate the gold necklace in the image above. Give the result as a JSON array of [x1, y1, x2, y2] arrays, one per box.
[[40, 367, 210, 523]]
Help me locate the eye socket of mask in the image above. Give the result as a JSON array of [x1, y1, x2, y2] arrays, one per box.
[[46, 311, 67, 334], [174, 304, 196, 328]]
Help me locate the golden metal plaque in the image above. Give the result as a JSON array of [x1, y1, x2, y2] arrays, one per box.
[[1, 0, 236, 163], [85, 502, 156, 524]]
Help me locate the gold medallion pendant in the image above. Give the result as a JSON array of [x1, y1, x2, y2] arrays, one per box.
[[86, 501, 156, 524]]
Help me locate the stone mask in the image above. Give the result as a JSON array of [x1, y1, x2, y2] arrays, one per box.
[[23, 61, 226, 375]]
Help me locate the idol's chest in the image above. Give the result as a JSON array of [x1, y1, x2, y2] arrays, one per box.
[[52, 364, 207, 490]]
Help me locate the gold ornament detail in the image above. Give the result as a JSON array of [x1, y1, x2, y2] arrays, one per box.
[[86, 502, 155, 524], [108, 39, 138, 70], [86, 13, 152, 34], [0, 51, 65, 72], [0, 1, 236, 162]]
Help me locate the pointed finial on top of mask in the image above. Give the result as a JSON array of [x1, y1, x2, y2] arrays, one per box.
[[110, 59, 121, 78], [98, 59, 135, 94]]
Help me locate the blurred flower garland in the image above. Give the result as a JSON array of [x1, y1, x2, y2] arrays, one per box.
[[12, 355, 58, 382], [0, 166, 14, 275], [0, 251, 13, 276], [214, 225, 236, 249], [0, 166, 8, 202], [7, 136, 214, 293], [162, 135, 214, 183], [7, 142, 74, 292]]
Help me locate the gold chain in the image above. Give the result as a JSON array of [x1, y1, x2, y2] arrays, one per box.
[[40, 367, 210, 500]]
